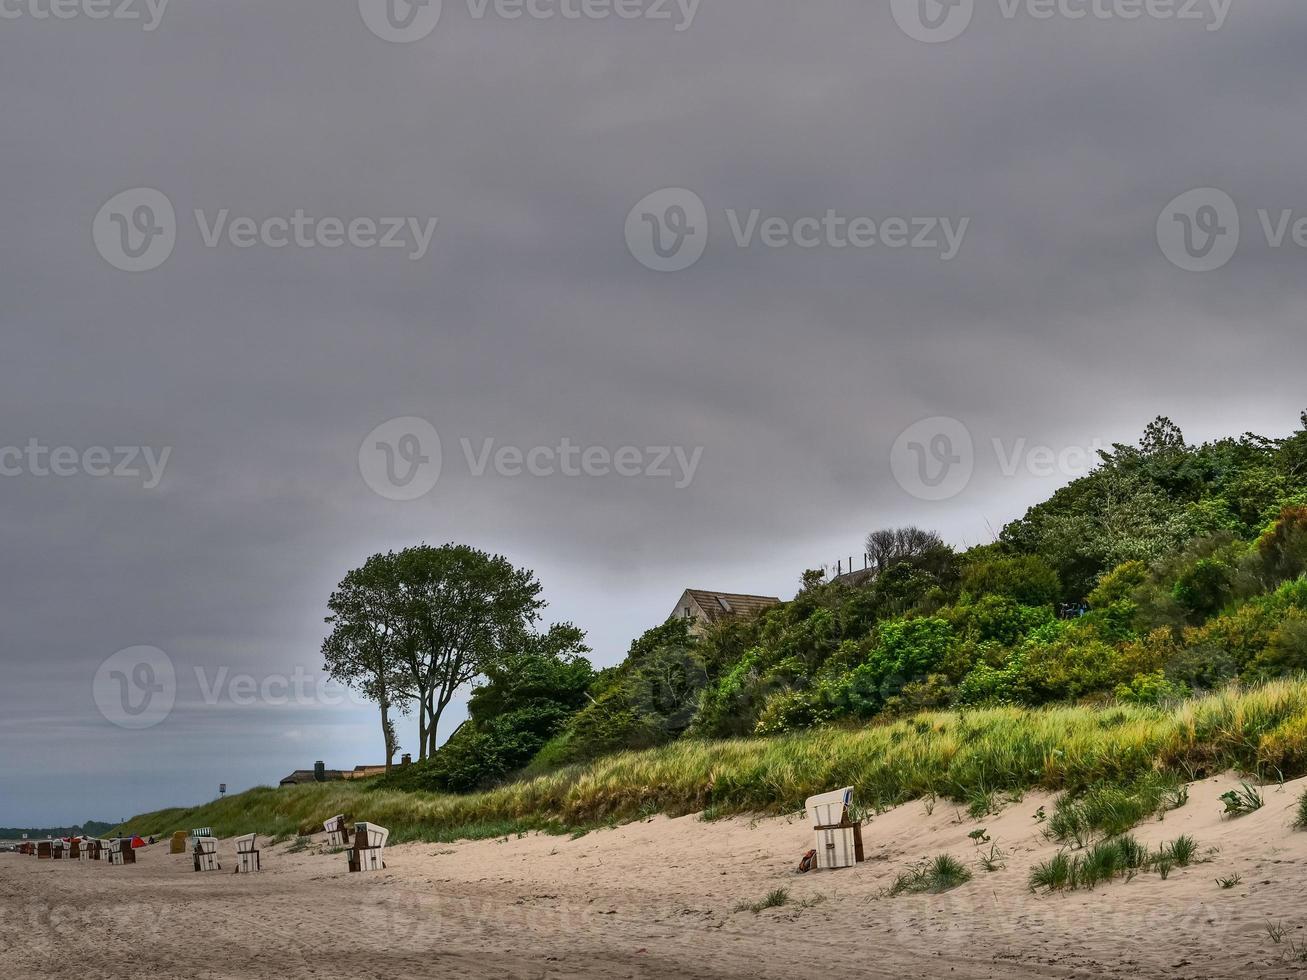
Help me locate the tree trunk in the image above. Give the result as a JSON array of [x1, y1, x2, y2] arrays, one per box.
[[380, 697, 393, 773], [417, 698, 428, 762], [427, 691, 439, 757]]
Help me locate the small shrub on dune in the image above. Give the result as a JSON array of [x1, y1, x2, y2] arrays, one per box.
[[1219, 783, 1264, 817], [1295, 788, 1307, 830]]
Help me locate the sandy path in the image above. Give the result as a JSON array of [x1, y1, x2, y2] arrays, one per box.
[[4, 773, 1306, 979]]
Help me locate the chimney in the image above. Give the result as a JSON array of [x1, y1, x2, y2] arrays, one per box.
[[313, 761, 325, 782], [401, 754, 412, 767]]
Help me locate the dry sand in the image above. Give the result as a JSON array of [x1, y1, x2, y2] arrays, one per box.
[[3, 773, 1306, 979]]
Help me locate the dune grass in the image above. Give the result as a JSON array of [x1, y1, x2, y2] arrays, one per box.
[[1295, 788, 1307, 830], [889, 854, 973, 895], [121, 679, 1307, 843], [1029, 834, 1200, 891]]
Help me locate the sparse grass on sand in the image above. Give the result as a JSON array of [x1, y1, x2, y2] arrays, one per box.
[[122, 679, 1307, 844], [734, 887, 790, 913], [1029, 835, 1202, 892], [889, 854, 973, 895], [1295, 787, 1307, 830]]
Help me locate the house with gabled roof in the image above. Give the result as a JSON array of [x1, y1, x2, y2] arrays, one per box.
[[669, 589, 781, 633]]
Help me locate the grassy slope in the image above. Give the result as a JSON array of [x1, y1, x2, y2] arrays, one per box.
[[123, 678, 1307, 843]]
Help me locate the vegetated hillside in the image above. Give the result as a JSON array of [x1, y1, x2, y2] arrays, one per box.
[[391, 415, 1307, 791], [124, 413, 1307, 841], [123, 679, 1307, 843]]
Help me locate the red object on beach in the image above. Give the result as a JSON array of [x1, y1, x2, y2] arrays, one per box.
[[130, 836, 147, 849]]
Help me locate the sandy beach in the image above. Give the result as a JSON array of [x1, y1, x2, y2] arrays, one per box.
[[4, 773, 1305, 980]]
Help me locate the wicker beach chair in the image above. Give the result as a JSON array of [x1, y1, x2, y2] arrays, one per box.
[[37, 841, 52, 860], [192, 837, 220, 872], [69, 839, 81, 860], [805, 787, 865, 871], [324, 815, 352, 848], [108, 838, 137, 866], [235, 834, 260, 873], [347, 822, 389, 873]]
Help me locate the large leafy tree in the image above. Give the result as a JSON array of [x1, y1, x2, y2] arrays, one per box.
[[323, 544, 546, 762]]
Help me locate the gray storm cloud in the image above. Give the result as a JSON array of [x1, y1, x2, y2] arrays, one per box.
[[1, 0, 1305, 824]]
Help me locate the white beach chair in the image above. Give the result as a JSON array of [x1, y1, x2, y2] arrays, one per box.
[[187, 827, 213, 852], [192, 836, 220, 872], [805, 787, 864, 871], [347, 822, 389, 873], [324, 815, 352, 847], [51, 840, 65, 860], [235, 833, 260, 874]]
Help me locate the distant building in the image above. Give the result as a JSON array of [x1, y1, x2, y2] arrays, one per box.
[[279, 758, 404, 787], [669, 589, 781, 633]]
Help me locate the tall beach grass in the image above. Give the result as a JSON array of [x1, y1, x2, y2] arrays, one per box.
[[123, 678, 1307, 843]]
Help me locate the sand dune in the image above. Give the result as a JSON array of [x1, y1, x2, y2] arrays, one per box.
[[4, 773, 1306, 979]]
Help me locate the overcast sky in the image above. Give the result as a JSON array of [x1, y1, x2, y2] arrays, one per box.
[[2, 0, 1304, 827]]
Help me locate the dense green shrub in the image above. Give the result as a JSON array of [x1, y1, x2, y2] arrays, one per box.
[[962, 554, 1061, 607]]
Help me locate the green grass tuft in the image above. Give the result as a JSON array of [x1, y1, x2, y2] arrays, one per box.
[[735, 887, 790, 913], [1030, 834, 1195, 891], [1047, 774, 1184, 846], [1295, 788, 1307, 830], [890, 854, 973, 895]]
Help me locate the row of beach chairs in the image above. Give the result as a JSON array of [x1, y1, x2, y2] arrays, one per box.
[[19, 819, 390, 876], [22, 838, 133, 864]]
